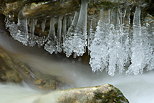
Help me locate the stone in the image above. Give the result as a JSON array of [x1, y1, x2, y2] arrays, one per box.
[[35, 84, 129, 103], [0, 46, 66, 90]]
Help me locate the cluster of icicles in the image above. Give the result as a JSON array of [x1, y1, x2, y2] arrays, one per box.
[[89, 7, 154, 76], [5, 2, 154, 76]]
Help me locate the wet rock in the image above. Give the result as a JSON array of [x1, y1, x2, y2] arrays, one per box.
[[36, 84, 129, 103], [0, 0, 152, 19], [0, 47, 22, 82], [0, 47, 66, 90]]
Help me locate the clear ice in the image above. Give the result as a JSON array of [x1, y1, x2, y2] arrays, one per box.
[[89, 8, 130, 76], [127, 7, 154, 75], [44, 17, 57, 54], [63, 0, 88, 57], [5, 3, 154, 76]]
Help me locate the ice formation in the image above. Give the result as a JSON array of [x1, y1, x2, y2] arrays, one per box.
[[5, 2, 154, 76], [5, 17, 29, 45], [44, 17, 57, 54], [63, 0, 88, 57], [127, 7, 154, 75], [89, 8, 130, 76]]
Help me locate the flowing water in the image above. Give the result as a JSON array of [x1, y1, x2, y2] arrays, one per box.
[[0, 16, 154, 103]]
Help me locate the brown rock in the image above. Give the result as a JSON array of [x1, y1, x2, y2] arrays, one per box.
[[36, 84, 129, 103], [0, 47, 66, 90]]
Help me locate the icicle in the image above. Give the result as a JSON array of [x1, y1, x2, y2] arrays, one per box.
[[48, 17, 56, 40], [88, 19, 95, 50], [30, 19, 35, 37], [66, 12, 79, 37], [126, 6, 153, 75], [5, 18, 19, 41], [67, 16, 74, 29], [107, 7, 129, 75], [44, 17, 57, 54], [41, 19, 46, 32], [5, 10, 30, 46], [63, 0, 89, 57], [126, 6, 142, 75], [73, 0, 89, 55], [28, 19, 38, 46], [15, 16, 29, 45], [123, 7, 131, 34], [62, 16, 67, 43], [148, 19, 154, 70], [63, 12, 79, 57], [106, 9, 118, 76], [89, 8, 130, 75], [76, 0, 88, 32], [57, 16, 63, 53], [147, 55, 154, 71], [89, 9, 109, 72]]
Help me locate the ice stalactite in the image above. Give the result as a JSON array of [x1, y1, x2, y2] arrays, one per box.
[[57, 16, 63, 53], [28, 19, 37, 46], [5, 2, 154, 76], [87, 19, 96, 51], [107, 7, 129, 75], [33, 19, 47, 47], [5, 13, 29, 46], [89, 7, 131, 76], [5, 12, 46, 47], [62, 16, 67, 43], [142, 25, 154, 71], [146, 17, 154, 71], [67, 16, 74, 30], [127, 6, 153, 75], [41, 19, 46, 32], [89, 9, 109, 72], [44, 17, 57, 54], [63, 12, 79, 57], [63, 0, 88, 57], [17, 17, 29, 45], [29, 18, 46, 47], [5, 19, 19, 42], [127, 6, 144, 74]]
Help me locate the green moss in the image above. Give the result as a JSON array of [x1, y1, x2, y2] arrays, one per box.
[[94, 86, 129, 103]]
